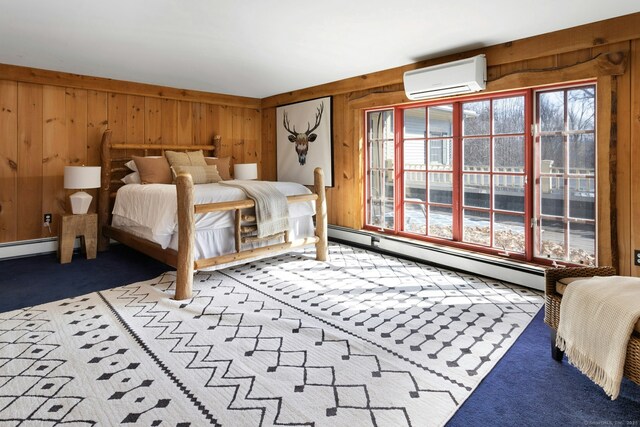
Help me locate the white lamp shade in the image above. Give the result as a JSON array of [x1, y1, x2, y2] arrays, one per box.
[[64, 166, 101, 189], [234, 163, 258, 180]]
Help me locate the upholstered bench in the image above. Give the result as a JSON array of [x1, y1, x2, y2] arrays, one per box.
[[544, 266, 640, 386]]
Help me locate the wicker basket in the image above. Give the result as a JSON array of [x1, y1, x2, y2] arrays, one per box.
[[544, 266, 640, 385]]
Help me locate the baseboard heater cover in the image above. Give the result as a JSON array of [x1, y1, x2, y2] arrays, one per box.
[[328, 226, 544, 291]]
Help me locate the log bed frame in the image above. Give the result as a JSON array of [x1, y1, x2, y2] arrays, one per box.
[[97, 129, 328, 300]]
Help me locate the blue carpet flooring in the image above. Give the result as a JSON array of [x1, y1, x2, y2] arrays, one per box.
[[1, 245, 639, 425]]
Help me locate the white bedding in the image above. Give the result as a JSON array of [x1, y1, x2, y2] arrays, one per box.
[[111, 181, 316, 263]]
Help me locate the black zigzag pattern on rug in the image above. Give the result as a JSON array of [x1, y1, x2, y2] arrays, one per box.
[[97, 291, 221, 426]]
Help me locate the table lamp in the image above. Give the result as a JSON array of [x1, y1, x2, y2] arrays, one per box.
[[64, 166, 101, 214], [234, 163, 258, 180]]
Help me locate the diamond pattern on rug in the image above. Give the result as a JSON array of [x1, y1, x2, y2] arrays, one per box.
[[0, 243, 542, 426]]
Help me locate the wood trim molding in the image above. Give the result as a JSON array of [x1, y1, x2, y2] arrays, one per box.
[[346, 51, 628, 110], [0, 63, 261, 109], [262, 13, 640, 108]]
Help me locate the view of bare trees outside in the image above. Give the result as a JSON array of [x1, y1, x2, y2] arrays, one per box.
[[537, 86, 596, 265], [365, 84, 596, 265]]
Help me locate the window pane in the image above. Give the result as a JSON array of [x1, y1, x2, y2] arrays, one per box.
[[404, 108, 426, 138], [383, 139, 395, 169], [463, 138, 490, 171], [539, 218, 565, 260], [404, 140, 426, 169], [569, 133, 595, 174], [429, 172, 452, 204], [429, 206, 452, 239], [569, 222, 595, 265], [463, 174, 490, 208], [539, 91, 564, 132], [569, 178, 595, 220], [493, 96, 525, 134], [494, 213, 525, 253], [429, 105, 453, 137], [404, 203, 426, 234], [568, 87, 595, 131], [494, 136, 525, 172], [463, 210, 490, 246], [540, 135, 564, 170], [405, 171, 426, 202], [369, 110, 394, 140], [462, 100, 490, 136], [493, 175, 525, 213], [541, 178, 564, 216], [428, 139, 453, 170]]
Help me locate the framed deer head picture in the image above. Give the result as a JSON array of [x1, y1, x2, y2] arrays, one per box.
[[276, 96, 333, 186]]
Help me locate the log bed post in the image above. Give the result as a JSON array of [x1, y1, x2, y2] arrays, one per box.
[[175, 173, 195, 300], [98, 129, 112, 252], [314, 167, 328, 261]]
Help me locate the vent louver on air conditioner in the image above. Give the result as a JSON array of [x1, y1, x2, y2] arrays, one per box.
[[403, 54, 487, 100]]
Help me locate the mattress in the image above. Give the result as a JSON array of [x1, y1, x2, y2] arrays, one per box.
[[111, 181, 316, 264]]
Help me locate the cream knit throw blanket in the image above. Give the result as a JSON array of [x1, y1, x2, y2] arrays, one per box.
[[219, 180, 289, 238], [556, 275, 640, 399]]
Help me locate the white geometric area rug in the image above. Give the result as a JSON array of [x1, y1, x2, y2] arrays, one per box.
[[0, 244, 542, 426]]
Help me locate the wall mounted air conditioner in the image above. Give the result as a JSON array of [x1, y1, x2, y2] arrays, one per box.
[[403, 54, 486, 100]]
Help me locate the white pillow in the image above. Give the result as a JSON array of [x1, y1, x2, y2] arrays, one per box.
[[125, 159, 138, 172], [121, 172, 141, 184]]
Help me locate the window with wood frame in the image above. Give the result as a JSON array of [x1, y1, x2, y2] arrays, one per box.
[[364, 83, 596, 266]]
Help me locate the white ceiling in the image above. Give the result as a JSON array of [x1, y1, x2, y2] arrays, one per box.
[[1, 1, 639, 99]]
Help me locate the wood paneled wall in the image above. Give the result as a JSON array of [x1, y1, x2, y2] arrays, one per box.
[[261, 13, 640, 276], [0, 68, 261, 243]]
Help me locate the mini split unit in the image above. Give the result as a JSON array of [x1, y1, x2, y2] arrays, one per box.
[[403, 54, 487, 100]]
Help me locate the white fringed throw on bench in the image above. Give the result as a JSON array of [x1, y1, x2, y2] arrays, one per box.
[[556, 275, 640, 399], [220, 180, 289, 238]]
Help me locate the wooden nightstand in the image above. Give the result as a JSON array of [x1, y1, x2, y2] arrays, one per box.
[[58, 213, 98, 264]]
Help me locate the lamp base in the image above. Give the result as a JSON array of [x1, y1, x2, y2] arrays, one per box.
[[69, 191, 93, 214]]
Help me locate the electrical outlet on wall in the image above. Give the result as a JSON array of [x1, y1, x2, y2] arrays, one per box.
[[635, 250, 640, 266]]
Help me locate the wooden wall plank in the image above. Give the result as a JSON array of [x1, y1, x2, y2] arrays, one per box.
[[17, 83, 43, 241], [0, 80, 18, 242], [161, 99, 177, 145], [177, 101, 193, 145], [261, 108, 277, 181], [87, 90, 107, 174], [107, 93, 127, 145], [42, 85, 67, 236], [243, 108, 260, 173], [145, 97, 162, 145], [217, 105, 233, 158], [204, 104, 220, 156], [67, 88, 88, 166], [231, 107, 244, 164], [126, 95, 145, 145]]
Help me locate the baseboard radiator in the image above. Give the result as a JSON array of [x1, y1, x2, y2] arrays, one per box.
[[328, 225, 544, 291]]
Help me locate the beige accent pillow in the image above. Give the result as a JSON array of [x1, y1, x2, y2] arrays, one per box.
[[132, 156, 172, 184], [164, 150, 207, 167], [205, 156, 232, 180], [172, 165, 222, 184]]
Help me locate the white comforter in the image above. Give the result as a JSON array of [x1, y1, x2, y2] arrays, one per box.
[[111, 181, 315, 249]]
